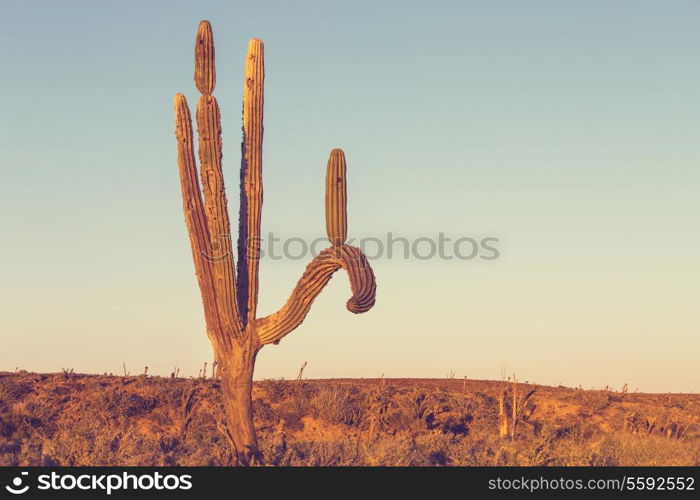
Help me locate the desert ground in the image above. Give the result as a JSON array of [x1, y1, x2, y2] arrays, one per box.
[[0, 371, 697, 466]]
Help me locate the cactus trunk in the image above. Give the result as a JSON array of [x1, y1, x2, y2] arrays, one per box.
[[220, 342, 259, 465], [173, 21, 376, 465], [498, 388, 508, 438]]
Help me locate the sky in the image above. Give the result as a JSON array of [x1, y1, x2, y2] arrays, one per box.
[[1, 1, 698, 392]]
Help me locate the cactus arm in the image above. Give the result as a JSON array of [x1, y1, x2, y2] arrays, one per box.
[[254, 245, 376, 345], [174, 93, 227, 350], [196, 95, 243, 339], [237, 39, 265, 327], [194, 21, 215, 95], [325, 149, 348, 246], [193, 21, 243, 340]]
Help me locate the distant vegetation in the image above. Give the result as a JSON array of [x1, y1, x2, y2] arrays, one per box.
[[0, 372, 697, 466]]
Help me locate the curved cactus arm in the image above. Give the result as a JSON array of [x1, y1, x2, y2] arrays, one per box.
[[174, 93, 227, 350], [237, 38, 265, 327], [254, 245, 376, 346]]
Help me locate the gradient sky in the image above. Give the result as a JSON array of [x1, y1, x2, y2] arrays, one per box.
[[1, 1, 698, 392]]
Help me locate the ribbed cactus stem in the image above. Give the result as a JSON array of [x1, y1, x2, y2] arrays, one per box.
[[173, 94, 225, 352], [196, 95, 242, 339], [237, 38, 265, 326], [498, 386, 508, 438], [194, 21, 215, 95], [325, 149, 348, 246], [511, 374, 517, 438]]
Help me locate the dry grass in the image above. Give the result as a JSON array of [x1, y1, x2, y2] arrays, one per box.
[[0, 372, 698, 466]]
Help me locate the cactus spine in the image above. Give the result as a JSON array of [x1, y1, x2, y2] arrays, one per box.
[[173, 21, 376, 465]]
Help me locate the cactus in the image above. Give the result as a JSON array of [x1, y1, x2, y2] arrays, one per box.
[[173, 21, 376, 465], [497, 375, 537, 439], [498, 383, 508, 438], [296, 361, 308, 381]]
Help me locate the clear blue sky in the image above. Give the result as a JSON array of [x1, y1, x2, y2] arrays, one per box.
[[1, 1, 698, 391]]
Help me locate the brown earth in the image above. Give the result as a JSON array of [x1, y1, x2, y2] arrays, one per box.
[[0, 372, 698, 466]]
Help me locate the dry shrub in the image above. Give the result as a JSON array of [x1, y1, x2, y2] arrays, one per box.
[[258, 379, 289, 403], [312, 386, 364, 427]]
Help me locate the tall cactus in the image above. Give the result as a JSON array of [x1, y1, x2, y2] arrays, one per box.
[[174, 21, 376, 465]]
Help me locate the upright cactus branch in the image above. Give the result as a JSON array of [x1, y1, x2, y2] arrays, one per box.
[[237, 39, 265, 326], [196, 94, 242, 340], [173, 21, 376, 465], [174, 94, 225, 351], [326, 149, 348, 246], [194, 21, 215, 95]]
